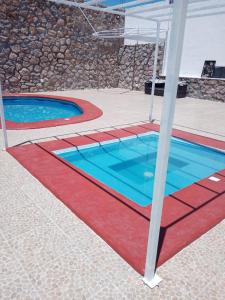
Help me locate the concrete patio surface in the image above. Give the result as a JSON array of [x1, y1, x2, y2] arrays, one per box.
[[0, 89, 225, 299]]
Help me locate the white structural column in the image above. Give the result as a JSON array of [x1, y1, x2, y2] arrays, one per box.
[[0, 83, 8, 150], [149, 21, 160, 122], [143, 0, 188, 288]]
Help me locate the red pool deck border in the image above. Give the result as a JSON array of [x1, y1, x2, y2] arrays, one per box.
[[7, 123, 225, 275], [2, 93, 103, 129]]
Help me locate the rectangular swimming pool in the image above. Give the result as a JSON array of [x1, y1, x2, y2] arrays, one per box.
[[55, 132, 225, 206]]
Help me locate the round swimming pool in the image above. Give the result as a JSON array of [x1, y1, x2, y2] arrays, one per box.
[[4, 97, 83, 123], [2, 94, 103, 129]]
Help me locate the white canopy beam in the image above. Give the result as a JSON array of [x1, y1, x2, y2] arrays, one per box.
[[85, 0, 104, 5], [49, 0, 225, 23], [141, 3, 225, 20], [102, 0, 157, 11], [143, 0, 188, 288], [127, 0, 216, 16], [126, 1, 171, 15], [48, 0, 158, 22], [158, 9, 225, 22], [48, 0, 127, 16]]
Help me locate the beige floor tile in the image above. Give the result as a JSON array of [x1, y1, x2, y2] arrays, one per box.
[[8, 222, 75, 282], [0, 197, 49, 240], [0, 235, 41, 299], [28, 250, 114, 300]]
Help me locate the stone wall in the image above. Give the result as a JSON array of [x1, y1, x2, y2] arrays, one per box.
[[0, 0, 164, 94], [117, 44, 164, 90], [180, 77, 225, 102], [1, 0, 224, 102], [0, 0, 124, 92]]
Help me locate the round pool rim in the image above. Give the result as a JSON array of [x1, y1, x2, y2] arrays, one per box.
[[2, 94, 103, 130]]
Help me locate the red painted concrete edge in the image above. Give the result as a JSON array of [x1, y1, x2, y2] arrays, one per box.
[[2, 93, 103, 129], [7, 141, 225, 275], [49, 127, 225, 269], [6, 124, 225, 275]]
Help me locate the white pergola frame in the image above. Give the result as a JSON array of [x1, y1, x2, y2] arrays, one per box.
[[92, 25, 167, 121], [1, 0, 225, 289], [48, 0, 225, 22]]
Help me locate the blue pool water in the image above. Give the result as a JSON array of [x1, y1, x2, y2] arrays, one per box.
[[3, 96, 83, 122], [56, 133, 225, 206]]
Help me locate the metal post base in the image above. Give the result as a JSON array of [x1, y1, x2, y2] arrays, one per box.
[[143, 273, 162, 288]]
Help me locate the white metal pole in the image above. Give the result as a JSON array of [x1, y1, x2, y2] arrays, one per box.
[[0, 83, 8, 150], [161, 29, 169, 78], [143, 0, 188, 288], [149, 21, 160, 122]]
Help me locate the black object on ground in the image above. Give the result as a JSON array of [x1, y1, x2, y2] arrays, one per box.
[[145, 80, 187, 98]]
